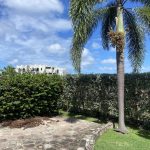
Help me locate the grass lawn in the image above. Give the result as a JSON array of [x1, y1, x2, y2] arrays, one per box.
[[94, 128, 150, 150], [59, 111, 150, 150]]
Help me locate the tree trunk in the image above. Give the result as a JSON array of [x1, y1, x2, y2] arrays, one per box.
[[116, 5, 128, 133], [116, 51, 127, 133]]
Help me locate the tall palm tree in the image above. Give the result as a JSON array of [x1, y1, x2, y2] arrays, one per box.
[[70, 0, 150, 133]]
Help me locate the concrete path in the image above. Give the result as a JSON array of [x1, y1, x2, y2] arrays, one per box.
[[0, 117, 112, 150]]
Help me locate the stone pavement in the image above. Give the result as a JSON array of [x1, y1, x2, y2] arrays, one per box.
[[0, 117, 112, 150]]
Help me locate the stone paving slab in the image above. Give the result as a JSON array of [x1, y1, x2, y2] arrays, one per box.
[[0, 117, 112, 150]]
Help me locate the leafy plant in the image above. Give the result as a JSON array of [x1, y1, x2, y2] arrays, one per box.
[[0, 74, 63, 120], [62, 74, 150, 130], [70, 0, 150, 133]]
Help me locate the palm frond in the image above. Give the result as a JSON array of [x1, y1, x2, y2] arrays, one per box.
[[101, 2, 117, 50], [134, 7, 150, 32], [70, 0, 107, 73], [70, 0, 105, 29], [124, 9, 145, 72], [129, 0, 150, 6], [71, 8, 108, 73]]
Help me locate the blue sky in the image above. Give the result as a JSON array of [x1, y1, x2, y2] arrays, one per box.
[[0, 0, 150, 74]]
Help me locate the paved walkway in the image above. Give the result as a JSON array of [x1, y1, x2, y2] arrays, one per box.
[[0, 117, 112, 150]]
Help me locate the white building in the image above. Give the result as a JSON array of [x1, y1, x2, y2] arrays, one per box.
[[15, 65, 66, 75]]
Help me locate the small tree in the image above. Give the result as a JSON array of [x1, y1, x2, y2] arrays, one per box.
[[2, 65, 16, 77]]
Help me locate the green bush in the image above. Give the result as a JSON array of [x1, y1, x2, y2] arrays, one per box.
[[0, 74, 63, 120], [62, 74, 150, 129], [0, 71, 149, 129]]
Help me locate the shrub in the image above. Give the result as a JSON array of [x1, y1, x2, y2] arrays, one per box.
[[62, 74, 150, 129], [0, 74, 63, 120], [0, 72, 149, 129]]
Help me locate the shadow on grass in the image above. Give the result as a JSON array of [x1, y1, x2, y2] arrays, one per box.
[[59, 111, 109, 124], [125, 120, 150, 140], [137, 130, 150, 140], [59, 111, 150, 140]]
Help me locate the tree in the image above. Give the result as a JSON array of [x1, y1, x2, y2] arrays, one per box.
[[70, 0, 150, 133], [2, 65, 16, 77]]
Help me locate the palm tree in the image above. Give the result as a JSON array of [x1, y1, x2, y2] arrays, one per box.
[[70, 0, 150, 133]]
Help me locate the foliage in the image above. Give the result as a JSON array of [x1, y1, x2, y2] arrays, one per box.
[[94, 128, 150, 150], [1, 65, 17, 77], [124, 10, 145, 72], [62, 74, 150, 129], [59, 110, 100, 123], [70, 0, 150, 73], [0, 72, 149, 129], [0, 73, 63, 120]]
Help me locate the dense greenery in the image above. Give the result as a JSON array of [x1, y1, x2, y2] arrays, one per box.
[[70, 0, 150, 133], [94, 128, 150, 150], [62, 74, 150, 129], [0, 71, 149, 129], [69, 0, 150, 72], [0, 74, 63, 120]]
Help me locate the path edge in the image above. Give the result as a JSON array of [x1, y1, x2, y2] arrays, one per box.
[[80, 122, 113, 150]]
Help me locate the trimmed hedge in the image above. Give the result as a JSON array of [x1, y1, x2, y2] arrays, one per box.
[[62, 74, 150, 129], [0, 74, 63, 120], [0, 72, 149, 129]]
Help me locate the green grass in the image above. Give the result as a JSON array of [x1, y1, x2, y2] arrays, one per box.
[[94, 128, 150, 150], [59, 111, 150, 150]]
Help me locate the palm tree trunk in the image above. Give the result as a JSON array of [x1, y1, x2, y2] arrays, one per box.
[[116, 50, 127, 133], [116, 5, 127, 133]]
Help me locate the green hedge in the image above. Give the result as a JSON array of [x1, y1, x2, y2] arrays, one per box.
[[0, 74, 63, 120], [62, 74, 150, 129], [0, 72, 149, 129]]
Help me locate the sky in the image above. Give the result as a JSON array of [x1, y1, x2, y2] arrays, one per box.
[[0, 0, 150, 74]]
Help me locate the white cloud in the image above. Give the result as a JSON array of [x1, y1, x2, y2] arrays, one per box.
[[99, 66, 115, 72], [110, 47, 116, 52], [9, 59, 19, 65], [141, 66, 150, 72], [5, 14, 71, 33], [11, 15, 48, 32], [92, 42, 101, 49], [43, 19, 72, 31], [4, 0, 64, 14], [0, 0, 75, 72], [48, 43, 62, 51], [82, 48, 94, 66], [0, 1, 123, 74], [47, 43, 66, 54], [101, 58, 116, 65]]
